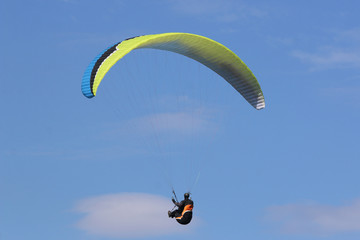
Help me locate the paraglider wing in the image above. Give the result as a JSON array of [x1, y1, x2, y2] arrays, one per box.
[[81, 33, 265, 110]]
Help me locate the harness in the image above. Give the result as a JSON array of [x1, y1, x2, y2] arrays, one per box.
[[176, 204, 194, 220]]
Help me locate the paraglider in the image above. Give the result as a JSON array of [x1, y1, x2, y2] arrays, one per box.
[[81, 32, 265, 225], [168, 192, 194, 225]]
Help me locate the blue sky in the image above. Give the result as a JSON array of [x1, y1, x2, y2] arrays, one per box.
[[1, 0, 360, 239]]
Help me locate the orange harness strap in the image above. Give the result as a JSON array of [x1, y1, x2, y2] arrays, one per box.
[[176, 204, 193, 219]]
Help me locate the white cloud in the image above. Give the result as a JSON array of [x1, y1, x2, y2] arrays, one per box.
[[265, 199, 360, 236], [74, 193, 198, 238]]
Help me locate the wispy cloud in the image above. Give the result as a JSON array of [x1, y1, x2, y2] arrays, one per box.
[[132, 109, 216, 136], [265, 199, 360, 236], [4, 99, 219, 161], [106, 103, 218, 142], [319, 85, 360, 107], [292, 29, 360, 70], [74, 193, 198, 238], [60, 0, 78, 3], [332, 28, 360, 42], [168, 0, 267, 23], [292, 47, 360, 70], [321, 86, 360, 97]]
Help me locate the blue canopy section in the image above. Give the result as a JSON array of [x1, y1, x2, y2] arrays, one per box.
[[81, 46, 112, 98]]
